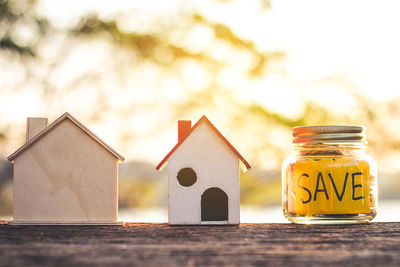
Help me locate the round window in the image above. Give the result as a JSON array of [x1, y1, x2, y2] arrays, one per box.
[[177, 168, 197, 187]]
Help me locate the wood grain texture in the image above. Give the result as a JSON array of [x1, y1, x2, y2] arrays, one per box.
[[0, 223, 399, 266], [12, 119, 119, 223]]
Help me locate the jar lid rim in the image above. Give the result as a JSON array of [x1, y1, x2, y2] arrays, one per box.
[[292, 125, 366, 143]]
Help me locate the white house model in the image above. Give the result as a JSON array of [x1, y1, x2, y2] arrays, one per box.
[[7, 112, 125, 225], [156, 116, 251, 225]]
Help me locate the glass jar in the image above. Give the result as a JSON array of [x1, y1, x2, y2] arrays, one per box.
[[282, 125, 378, 224]]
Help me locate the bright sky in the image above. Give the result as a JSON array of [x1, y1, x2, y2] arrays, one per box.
[[206, 0, 400, 115], [34, 0, 400, 100], [202, 0, 400, 113]]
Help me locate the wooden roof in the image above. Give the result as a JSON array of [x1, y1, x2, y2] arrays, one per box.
[[7, 112, 125, 162], [156, 115, 251, 171]]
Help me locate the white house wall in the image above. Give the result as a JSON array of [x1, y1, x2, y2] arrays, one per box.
[[13, 119, 118, 224], [168, 122, 240, 225]]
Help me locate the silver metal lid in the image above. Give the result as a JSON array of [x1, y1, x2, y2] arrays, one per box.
[[293, 125, 366, 143]]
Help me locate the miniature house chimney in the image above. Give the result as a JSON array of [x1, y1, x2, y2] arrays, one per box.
[[26, 117, 48, 142], [178, 120, 191, 143]]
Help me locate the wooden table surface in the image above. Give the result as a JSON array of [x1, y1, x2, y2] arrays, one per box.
[[0, 222, 399, 266]]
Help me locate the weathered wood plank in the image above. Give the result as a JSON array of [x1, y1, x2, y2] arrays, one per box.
[[0, 222, 399, 266]]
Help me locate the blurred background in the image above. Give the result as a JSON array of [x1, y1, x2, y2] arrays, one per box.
[[1, 0, 400, 222]]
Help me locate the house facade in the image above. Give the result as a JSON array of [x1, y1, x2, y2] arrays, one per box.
[[8, 112, 124, 224], [157, 116, 251, 225]]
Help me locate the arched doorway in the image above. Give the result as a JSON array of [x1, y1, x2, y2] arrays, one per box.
[[201, 187, 228, 222]]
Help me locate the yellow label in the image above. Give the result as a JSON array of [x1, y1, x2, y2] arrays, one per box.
[[294, 158, 370, 215]]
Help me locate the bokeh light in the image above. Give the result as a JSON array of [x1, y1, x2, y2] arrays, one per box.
[[1, 0, 400, 222]]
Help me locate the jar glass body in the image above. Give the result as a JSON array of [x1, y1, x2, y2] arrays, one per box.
[[282, 143, 377, 224]]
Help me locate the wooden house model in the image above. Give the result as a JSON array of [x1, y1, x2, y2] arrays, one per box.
[[7, 112, 124, 225], [156, 116, 251, 225]]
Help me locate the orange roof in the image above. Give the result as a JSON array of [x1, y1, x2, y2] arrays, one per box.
[[156, 115, 251, 171], [8, 112, 125, 162]]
